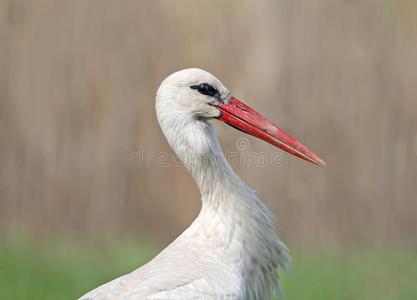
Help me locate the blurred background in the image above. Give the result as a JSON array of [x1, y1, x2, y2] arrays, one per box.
[[1, 1, 417, 299]]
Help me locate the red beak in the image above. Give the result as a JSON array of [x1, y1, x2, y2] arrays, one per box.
[[213, 96, 325, 166]]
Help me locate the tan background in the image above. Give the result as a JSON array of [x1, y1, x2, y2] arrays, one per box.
[[1, 0, 416, 246]]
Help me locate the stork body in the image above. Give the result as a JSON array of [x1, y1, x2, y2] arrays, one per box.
[[80, 69, 324, 300]]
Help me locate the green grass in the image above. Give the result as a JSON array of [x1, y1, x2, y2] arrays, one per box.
[[0, 236, 158, 300], [1, 237, 416, 300], [280, 247, 417, 300]]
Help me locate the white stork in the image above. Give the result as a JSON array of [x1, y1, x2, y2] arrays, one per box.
[[80, 68, 325, 300]]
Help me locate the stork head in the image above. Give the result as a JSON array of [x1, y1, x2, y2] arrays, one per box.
[[156, 68, 229, 119], [156, 68, 325, 166]]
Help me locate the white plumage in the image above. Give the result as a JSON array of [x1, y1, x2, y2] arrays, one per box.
[[80, 68, 325, 300]]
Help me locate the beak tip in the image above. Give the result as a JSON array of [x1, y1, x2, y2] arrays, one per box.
[[315, 157, 326, 167]]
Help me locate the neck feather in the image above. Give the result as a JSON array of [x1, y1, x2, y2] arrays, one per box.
[[159, 116, 291, 299]]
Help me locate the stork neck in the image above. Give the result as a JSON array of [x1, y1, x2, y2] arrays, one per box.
[[170, 120, 249, 202], [159, 117, 290, 299], [159, 116, 268, 220]]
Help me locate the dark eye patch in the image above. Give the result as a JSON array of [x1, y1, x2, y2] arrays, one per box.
[[190, 83, 221, 100]]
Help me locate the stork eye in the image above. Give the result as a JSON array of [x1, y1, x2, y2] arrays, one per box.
[[190, 83, 219, 98]]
